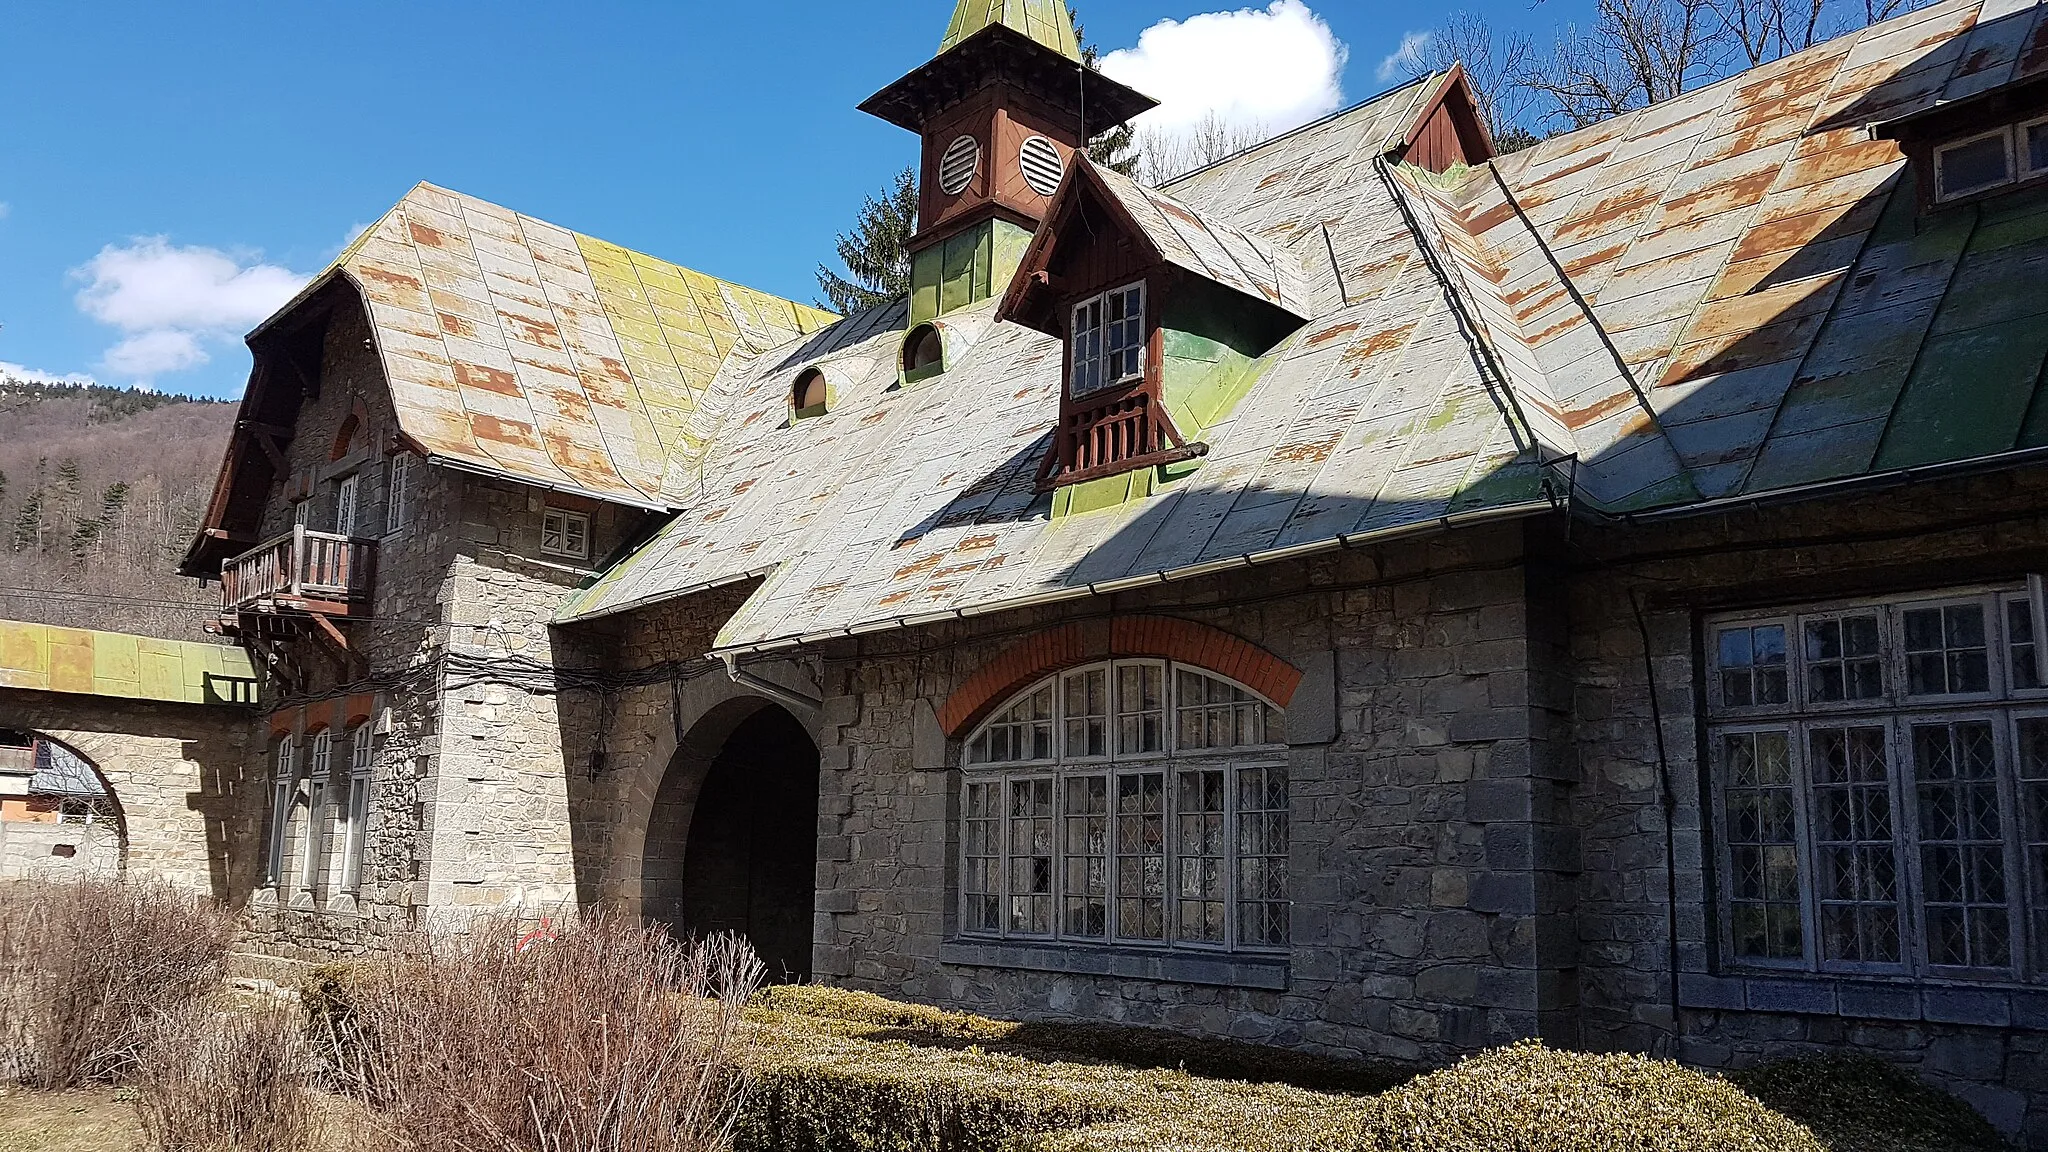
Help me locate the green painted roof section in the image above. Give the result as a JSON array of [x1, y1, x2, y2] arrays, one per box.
[[0, 620, 258, 707], [941, 0, 1081, 62]]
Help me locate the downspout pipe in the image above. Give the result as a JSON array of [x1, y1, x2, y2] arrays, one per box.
[[718, 652, 825, 712]]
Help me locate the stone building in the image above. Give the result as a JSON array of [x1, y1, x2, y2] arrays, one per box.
[[172, 0, 2048, 1140]]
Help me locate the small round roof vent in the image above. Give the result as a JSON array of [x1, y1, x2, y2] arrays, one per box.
[[939, 135, 981, 196], [1020, 136, 1065, 197]]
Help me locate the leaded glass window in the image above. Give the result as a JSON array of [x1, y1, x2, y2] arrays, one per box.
[[960, 659, 1286, 952]]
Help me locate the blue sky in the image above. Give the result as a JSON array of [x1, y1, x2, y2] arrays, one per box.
[[0, 0, 1550, 400]]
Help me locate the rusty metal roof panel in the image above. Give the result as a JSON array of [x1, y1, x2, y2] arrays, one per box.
[[334, 183, 833, 508]]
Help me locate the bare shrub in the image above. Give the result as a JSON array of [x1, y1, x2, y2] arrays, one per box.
[[131, 1001, 315, 1152], [0, 877, 236, 1088], [323, 913, 764, 1152]]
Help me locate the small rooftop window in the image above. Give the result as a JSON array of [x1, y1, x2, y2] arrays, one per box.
[[902, 323, 945, 382], [1931, 116, 2048, 203], [793, 367, 829, 417]]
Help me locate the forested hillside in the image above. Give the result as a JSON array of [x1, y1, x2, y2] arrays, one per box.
[[0, 379, 236, 639]]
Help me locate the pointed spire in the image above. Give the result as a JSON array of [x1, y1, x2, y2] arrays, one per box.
[[940, 0, 1082, 63]]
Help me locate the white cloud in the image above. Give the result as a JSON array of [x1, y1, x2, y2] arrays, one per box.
[[0, 361, 97, 387], [101, 330, 209, 378], [0, 202, 11, 220], [1379, 31, 1429, 83], [1100, 1, 1349, 139], [71, 236, 309, 383]]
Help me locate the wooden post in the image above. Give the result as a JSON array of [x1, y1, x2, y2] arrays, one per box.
[[290, 524, 306, 599]]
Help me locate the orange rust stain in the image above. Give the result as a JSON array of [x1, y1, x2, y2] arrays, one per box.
[[958, 534, 1001, 552], [1662, 167, 1781, 221], [500, 313, 564, 350], [1306, 321, 1362, 348], [1527, 312, 1586, 345], [357, 266, 422, 292], [1562, 240, 1632, 278], [732, 478, 757, 494], [702, 508, 729, 523], [408, 221, 448, 248], [1465, 200, 1516, 234], [1255, 168, 1299, 191], [1270, 434, 1340, 465], [1560, 389, 1638, 431], [2024, 18, 2048, 75], [861, 409, 889, 426], [467, 413, 542, 451], [453, 361, 520, 396], [878, 589, 916, 608], [438, 312, 476, 338], [893, 553, 945, 581], [1154, 198, 1208, 230]]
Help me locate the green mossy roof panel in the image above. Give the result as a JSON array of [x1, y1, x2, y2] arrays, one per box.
[[0, 620, 257, 706], [941, 0, 1082, 61]]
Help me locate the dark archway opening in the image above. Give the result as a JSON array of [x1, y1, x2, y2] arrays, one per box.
[[646, 706, 819, 983]]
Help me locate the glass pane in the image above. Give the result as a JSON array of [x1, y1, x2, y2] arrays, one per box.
[[1114, 772, 1165, 941], [1805, 614, 1883, 704], [1063, 668, 1109, 758], [1007, 779, 1054, 936], [2028, 122, 2048, 174], [1905, 605, 1989, 695], [1808, 726, 1902, 965], [1721, 729, 1803, 961], [1939, 133, 2011, 198], [1912, 721, 2011, 970], [1717, 624, 1785, 707], [1175, 769, 1226, 943], [1063, 775, 1109, 938], [1235, 765, 1289, 947], [2011, 600, 2041, 691], [1116, 663, 1164, 755], [962, 781, 1002, 934]]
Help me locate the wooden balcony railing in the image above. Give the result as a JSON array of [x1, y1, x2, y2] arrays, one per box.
[[221, 526, 376, 615], [1036, 391, 1208, 491]]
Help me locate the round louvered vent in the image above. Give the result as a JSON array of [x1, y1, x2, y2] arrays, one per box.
[[1019, 136, 1066, 196], [939, 135, 981, 196]]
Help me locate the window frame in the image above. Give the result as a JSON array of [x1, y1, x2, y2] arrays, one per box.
[[339, 724, 374, 894], [1705, 583, 2048, 985], [334, 474, 360, 538], [958, 658, 1288, 955], [1933, 126, 2017, 203], [264, 736, 295, 888], [384, 452, 416, 537], [540, 507, 591, 561], [2018, 114, 2048, 181], [1068, 281, 1148, 401]]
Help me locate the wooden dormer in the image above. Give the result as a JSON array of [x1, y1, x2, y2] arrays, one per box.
[[1001, 161, 1313, 505]]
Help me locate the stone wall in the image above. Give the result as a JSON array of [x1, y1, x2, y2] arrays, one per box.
[[1566, 465, 2048, 1142], [703, 518, 1586, 1066], [0, 688, 258, 898]]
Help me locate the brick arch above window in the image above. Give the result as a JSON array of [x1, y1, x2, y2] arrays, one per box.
[[938, 616, 1303, 737], [331, 399, 371, 462]]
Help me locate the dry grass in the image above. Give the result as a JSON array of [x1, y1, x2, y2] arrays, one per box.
[[0, 878, 235, 1089], [131, 1002, 315, 1152], [0, 1085, 375, 1152], [316, 913, 764, 1152]]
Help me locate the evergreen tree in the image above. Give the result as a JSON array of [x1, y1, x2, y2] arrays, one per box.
[[815, 167, 919, 315], [1073, 8, 1142, 178]]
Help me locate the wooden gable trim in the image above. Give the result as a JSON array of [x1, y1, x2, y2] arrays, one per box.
[[1396, 63, 1497, 173], [997, 159, 1167, 335]]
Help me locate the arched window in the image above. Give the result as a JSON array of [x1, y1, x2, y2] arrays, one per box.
[[902, 324, 944, 380], [265, 735, 295, 887], [960, 660, 1288, 952], [792, 367, 829, 415]]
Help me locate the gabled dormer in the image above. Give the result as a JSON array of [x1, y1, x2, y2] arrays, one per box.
[[999, 161, 1315, 513], [860, 0, 1157, 327]]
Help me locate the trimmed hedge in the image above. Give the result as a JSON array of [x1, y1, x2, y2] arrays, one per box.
[[747, 988, 2013, 1152], [1733, 1054, 2013, 1152], [751, 984, 1408, 1093]]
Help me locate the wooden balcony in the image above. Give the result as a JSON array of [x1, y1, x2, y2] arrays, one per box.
[[220, 527, 376, 626]]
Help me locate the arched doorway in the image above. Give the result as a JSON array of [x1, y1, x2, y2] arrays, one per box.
[[0, 730, 126, 879], [642, 703, 819, 982]]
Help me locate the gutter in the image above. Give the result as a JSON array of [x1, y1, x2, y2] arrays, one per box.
[[707, 500, 1555, 659], [717, 652, 825, 711], [1594, 444, 2048, 524], [423, 453, 674, 514]]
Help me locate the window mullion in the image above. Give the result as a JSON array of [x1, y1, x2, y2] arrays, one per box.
[[1789, 721, 1820, 973], [1997, 714, 2029, 980], [1895, 717, 1930, 977]]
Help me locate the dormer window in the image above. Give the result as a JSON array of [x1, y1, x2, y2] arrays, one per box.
[[903, 324, 945, 382], [1910, 114, 2048, 204], [541, 508, 590, 560], [1935, 128, 2016, 201], [793, 367, 829, 416], [1070, 283, 1146, 398]]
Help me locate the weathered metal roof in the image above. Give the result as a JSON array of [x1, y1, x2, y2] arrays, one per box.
[[560, 77, 1558, 640], [0, 620, 258, 706], [308, 183, 836, 508], [1089, 164, 1324, 318], [1413, 0, 2048, 505], [567, 0, 2048, 647], [942, 0, 1082, 62]]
